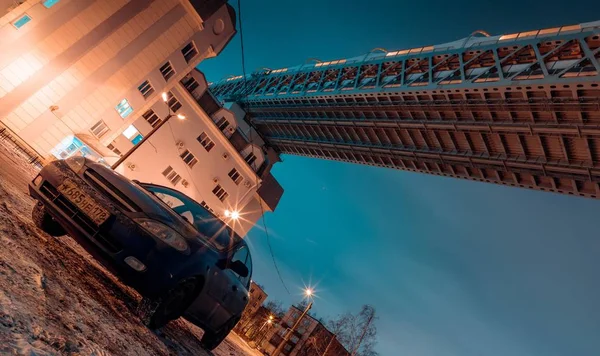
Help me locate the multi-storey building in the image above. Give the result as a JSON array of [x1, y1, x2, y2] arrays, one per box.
[[211, 20, 600, 199], [110, 69, 283, 235], [1, 0, 233, 159], [235, 281, 268, 335], [0, 0, 283, 235], [246, 281, 268, 316], [262, 305, 349, 356]]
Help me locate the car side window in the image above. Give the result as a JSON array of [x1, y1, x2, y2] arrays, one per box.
[[230, 246, 252, 287]]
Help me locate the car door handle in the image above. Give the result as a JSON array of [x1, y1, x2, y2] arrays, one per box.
[[231, 285, 238, 292]]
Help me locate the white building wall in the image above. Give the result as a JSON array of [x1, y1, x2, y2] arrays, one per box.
[[114, 71, 268, 236], [0, 0, 282, 236], [0, 0, 235, 160]]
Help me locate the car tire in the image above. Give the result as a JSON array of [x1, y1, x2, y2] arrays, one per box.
[[200, 316, 239, 351], [32, 202, 66, 237], [139, 278, 198, 330]]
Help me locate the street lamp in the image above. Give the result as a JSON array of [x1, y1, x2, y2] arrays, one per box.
[[111, 92, 185, 170], [272, 288, 314, 356], [255, 315, 276, 347], [224, 209, 240, 220]]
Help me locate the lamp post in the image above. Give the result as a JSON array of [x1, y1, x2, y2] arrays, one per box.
[[256, 315, 274, 347], [111, 92, 185, 170], [254, 315, 274, 339], [272, 289, 314, 356]]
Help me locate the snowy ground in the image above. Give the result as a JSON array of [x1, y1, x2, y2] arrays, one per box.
[[0, 140, 262, 356]]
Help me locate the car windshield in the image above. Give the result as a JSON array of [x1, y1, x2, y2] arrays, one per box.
[[140, 184, 241, 251]]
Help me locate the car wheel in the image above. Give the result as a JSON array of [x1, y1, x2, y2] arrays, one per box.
[[32, 202, 66, 237], [200, 316, 239, 351], [139, 278, 198, 330]]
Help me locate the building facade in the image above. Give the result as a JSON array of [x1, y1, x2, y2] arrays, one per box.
[[234, 281, 268, 335], [1, 0, 234, 159], [112, 69, 284, 235], [0, 0, 283, 235], [211, 20, 600, 199], [262, 305, 349, 356], [246, 282, 268, 316]]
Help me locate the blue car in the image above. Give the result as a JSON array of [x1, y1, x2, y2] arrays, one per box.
[[28, 156, 252, 350]]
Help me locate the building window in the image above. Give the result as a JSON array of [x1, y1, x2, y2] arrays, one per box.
[[115, 99, 133, 118], [200, 201, 214, 213], [162, 166, 182, 186], [107, 143, 122, 156], [160, 61, 175, 81], [181, 41, 198, 63], [89, 120, 109, 139], [137, 80, 154, 99], [42, 0, 60, 8], [212, 184, 228, 202], [13, 14, 32, 29], [165, 91, 182, 112], [180, 150, 198, 168], [216, 117, 229, 131], [245, 152, 257, 166], [142, 109, 161, 128], [228, 168, 243, 185], [122, 125, 143, 145], [181, 76, 199, 92], [290, 335, 300, 343], [197, 132, 215, 152]]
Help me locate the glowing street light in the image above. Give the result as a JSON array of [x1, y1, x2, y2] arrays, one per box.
[[224, 209, 240, 220], [272, 287, 315, 356], [177, 113, 186, 120], [161, 92, 168, 102]]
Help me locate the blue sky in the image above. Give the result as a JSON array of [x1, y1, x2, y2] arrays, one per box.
[[199, 1, 600, 355]]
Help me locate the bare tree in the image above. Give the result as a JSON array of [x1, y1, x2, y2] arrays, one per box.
[[328, 305, 378, 356], [264, 300, 285, 318]]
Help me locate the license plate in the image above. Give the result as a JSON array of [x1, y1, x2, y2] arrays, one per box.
[[58, 179, 110, 225]]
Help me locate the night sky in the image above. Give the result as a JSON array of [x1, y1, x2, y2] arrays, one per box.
[[199, 1, 600, 355]]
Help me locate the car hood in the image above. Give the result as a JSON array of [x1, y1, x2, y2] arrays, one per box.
[[85, 162, 196, 233]]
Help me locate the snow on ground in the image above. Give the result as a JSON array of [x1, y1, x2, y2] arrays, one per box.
[[0, 140, 260, 356]]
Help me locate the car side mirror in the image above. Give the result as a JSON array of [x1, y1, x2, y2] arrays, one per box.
[[229, 260, 249, 278]]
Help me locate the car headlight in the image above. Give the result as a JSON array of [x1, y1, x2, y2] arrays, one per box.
[[64, 156, 86, 173], [134, 218, 189, 252]]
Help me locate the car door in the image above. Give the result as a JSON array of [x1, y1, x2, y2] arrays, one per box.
[[224, 246, 251, 318], [208, 245, 250, 329]]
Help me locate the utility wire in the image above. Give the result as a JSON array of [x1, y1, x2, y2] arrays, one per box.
[[237, 0, 290, 294]]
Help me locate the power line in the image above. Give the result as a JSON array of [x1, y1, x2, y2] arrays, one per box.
[[237, 0, 290, 295]]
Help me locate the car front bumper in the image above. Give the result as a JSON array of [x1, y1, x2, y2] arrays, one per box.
[[28, 161, 186, 297]]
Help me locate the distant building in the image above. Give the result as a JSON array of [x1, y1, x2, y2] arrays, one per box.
[[235, 282, 270, 338], [262, 305, 350, 356], [0, 0, 283, 235], [247, 282, 268, 316], [236, 281, 268, 333]]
